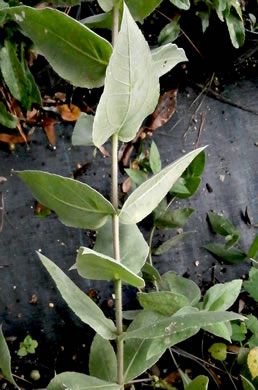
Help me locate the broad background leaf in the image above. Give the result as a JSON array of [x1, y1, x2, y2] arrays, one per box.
[[89, 334, 117, 382], [5, 6, 112, 88], [158, 18, 181, 45], [17, 171, 115, 230], [203, 243, 246, 263], [137, 291, 189, 316], [94, 216, 148, 273], [125, 0, 162, 22], [38, 253, 117, 340], [72, 113, 94, 146], [47, 372, 121, 390], [0, 326, 18, 388], [120, 147, 206, 225], [92, 4, 159, 147]]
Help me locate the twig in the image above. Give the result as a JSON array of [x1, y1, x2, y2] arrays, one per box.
[[194, 111, 206, 148], [194, 84, 258, 116]]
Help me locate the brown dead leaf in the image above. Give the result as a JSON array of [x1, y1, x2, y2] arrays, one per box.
[[54, 92, 66, 102], [58, 104, 81, 121], [163, 370, 181, 385], [99, 146, 110, 157], [122, 177, 131, 193], [148, 89, 178, 131], [238, 298, 245, 313], [41, 117, 59, 146], [227, 345, 240, 354], [0, 134, 28, 144], [26, 108, 40, 125]]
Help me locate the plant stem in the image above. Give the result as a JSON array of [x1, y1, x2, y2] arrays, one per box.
[[111, 5, 124, 387]]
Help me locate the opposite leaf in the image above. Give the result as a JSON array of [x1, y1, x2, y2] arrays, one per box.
[[151, 43, 187, 78], [6, 6, 112, 88], [38, 253, 117, 340], [89, 334, 117, 383], [120, 147, 206, 224], [47, 372, 121, 390], [76, 247, 145, 288], [17, 171, 115, 230], [0, 325, 19, 388], [92, 4, 159, 147], [94, 216, 149, 274]]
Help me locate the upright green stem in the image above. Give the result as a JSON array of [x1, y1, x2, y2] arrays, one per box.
[[111, 5, 124, 387]]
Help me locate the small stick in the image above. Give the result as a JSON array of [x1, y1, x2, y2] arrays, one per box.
[[195, 111, 206, 148]]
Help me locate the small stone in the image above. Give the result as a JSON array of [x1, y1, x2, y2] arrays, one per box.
[[30, 370, 40, 381], [194, 260, 200, 267], [49, 302, 54, 308]]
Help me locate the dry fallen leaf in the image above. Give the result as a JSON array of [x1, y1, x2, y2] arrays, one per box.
[[99, 146, 110, 157], [122, 177, 131, 193], [148, 89, 178, 131], [0, 134, 28, 144], [26, 108, 40, 125], [54, 92, 66, 102], [40, 117, 59, 146], [58, 104, 81, 121]]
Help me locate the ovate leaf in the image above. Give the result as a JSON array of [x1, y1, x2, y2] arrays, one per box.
[[0, 102, 17, 129], [141, 262, 161, 282], [248, 347, 258, 380], [202, 279, 242, 311], [89, 334, 117, 382], [72, 113, 94, 146], [125, 0, 162, 22], [17, 171, 115, 230], [7, 6, 112, 88], [158, 18, 181, 45], [38, 253, 117, 340], [153, 232, 195, 255], [47, 372, 121, 390], [120, 147, 206, 224], [97, 0, 116, 12], [203, 321, 232, 341], [92, 4, 159, 147], [137, 291, 189, 316], [203, 243, 246, 263], [158, 271, 201, 306], [125, 168, 148, 186], [170, 0, 190, 10], [198, 10, 210, 32], [76, 247, 145, 288], [248, 235, 258, 260], [94, 216, 149, 274], [225, 11, 245, 48], [81, 11, 113, 30], [207, 212, 239, 246], [0, 326, 18, 388], [151, 43, 187, 78], [154, 208, 194, 229], [149, 141, 161, 174], [185, 375, 209, 390], [209, 343, 227, 361], [244, 267, 258, 301]]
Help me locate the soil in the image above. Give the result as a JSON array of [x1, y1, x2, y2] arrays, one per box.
[[0, 1, 258, 389]]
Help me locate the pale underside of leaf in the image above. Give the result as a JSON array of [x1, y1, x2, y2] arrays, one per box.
[[92, 4, 159, 147], [151, 43, 187, 77]]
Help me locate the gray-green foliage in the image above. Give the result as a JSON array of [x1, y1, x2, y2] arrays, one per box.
[[1, 2, 244, 390]]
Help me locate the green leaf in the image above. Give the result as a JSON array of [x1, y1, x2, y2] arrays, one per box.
[[123, 310, 167, 382], [198, 10, 210, 33], [46, 0, 93, 5], [202, 279, 242, 311], [122, 310, 245, 340], [184, 150, 206, 177], [203, 243, 246, 263], [153, 232, 195, 255], [38, 253, 117, 340], [0, 325, 19, 388], [241, 374, 256, 390], [203, 321, 232, 341], [141, 262, 161, 282], [170, 177, 190, 195], [248, 334, 258, 349], [246, 315, 258, 334], [0, 0, 8, 10], [6, 6, 112, 88], [17, 171, 115, 230], [207, 212, 239, 238], [225, 12, 245, 48], [248, 235, 258, 260], [0, 101, 17, 129], [231, 322, 247, 341], [94, 217, 149, 274], [158, 271, 201, 306], [72, 113, 94, 146], [138, 291, 189, 316], [81, 11, 113, 30], [158, 18, 181, 45], [89, 334, 117, 383], [154, 208, 194, 229], [209, 342, 227, 361], [171, 177, 201, 199], [185, 375, 209, 390], [75, 247, 145, 288], [47, 372, 121, 390], [0, 40, 30, 109], [125, 0, 162, 22], [151, 43, 188, 78], [92, 4, 159, 147], [125, 168, 148, 186], [244, 267, 258, 301], [120, 147, 206, 225], [97, 0, 116, 12], [149, 141, 161, 174], [169, 0, 190, 10], [17, 346, 27, 357]]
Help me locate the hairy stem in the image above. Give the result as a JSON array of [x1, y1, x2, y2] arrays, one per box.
[[111, 5, 124, 387]]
